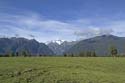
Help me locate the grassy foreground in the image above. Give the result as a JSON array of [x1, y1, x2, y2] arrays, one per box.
[[0, 57, 125, 83]]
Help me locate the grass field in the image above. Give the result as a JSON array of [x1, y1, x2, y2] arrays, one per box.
[[0, 57, 125, 83]]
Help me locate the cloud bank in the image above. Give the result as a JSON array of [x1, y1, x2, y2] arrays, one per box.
[[74, 27, 114, 39], [0, 11, 125, 42], [0, 12, 77, 42]]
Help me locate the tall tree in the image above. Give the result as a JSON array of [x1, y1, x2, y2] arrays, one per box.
[[15, 52, 19, 57], [9, 51, 15, 57], [71, 53, 74, 57], [21, 50, 28, 57], [86, 51, 91, 57], [79, 51, 85, 57], [64, 53, 67, 57], [110, 46, 118, 57], [91, 51, 97, 57]]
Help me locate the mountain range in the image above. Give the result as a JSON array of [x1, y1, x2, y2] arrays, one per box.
[[65, 35, 125, 56], [0, 37, 54, 56], [0, 35, 125, 56], [47, 41, 77, 55]]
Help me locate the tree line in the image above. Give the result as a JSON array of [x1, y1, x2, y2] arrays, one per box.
[[63, 46, 121, 57], [0, 45, 124, 57], [64, 51, 97, 57], [0, 50, 48, 57]]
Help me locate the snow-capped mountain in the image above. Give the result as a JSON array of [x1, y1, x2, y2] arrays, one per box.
[[53, 40, 65, 45], [47, 40, 77, 55], [46, 40, 65, 45]]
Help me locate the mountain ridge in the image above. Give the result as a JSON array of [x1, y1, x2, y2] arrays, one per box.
[[65, 35, 125, 56], [47, 41, 77, 55], [0, 37, 54, 56]]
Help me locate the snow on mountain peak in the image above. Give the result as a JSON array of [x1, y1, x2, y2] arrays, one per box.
[[46, 40, 65, 45]]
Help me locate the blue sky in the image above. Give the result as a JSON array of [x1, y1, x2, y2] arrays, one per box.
[[0, 0, 125, 42]]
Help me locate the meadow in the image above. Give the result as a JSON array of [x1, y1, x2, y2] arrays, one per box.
[[0, 57, 125, 83]]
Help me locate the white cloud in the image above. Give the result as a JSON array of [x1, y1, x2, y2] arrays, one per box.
[[74, 27, 113, 39], [74, 20, 125, 39], [0, 12, 78, 42], [107, 20, 125, 36], [0, 11, 125, 42]]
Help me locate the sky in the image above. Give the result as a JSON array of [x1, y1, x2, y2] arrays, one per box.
[[0, 0, 125, 42]]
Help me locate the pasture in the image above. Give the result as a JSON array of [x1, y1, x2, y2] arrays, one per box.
[[0, 57, 125, 83]]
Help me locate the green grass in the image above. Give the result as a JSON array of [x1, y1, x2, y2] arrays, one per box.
[[0, 57, 125, 83]]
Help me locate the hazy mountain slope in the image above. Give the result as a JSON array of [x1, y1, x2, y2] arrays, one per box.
[[0, 37, 54, 56], [47, 42, 62, 55], [66, 35, 125, 56], [47, 41, 77, 55]]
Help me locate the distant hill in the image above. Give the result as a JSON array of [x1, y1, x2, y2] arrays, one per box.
[[0, 37, 54, 56], [65, 35, 125, 56]]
